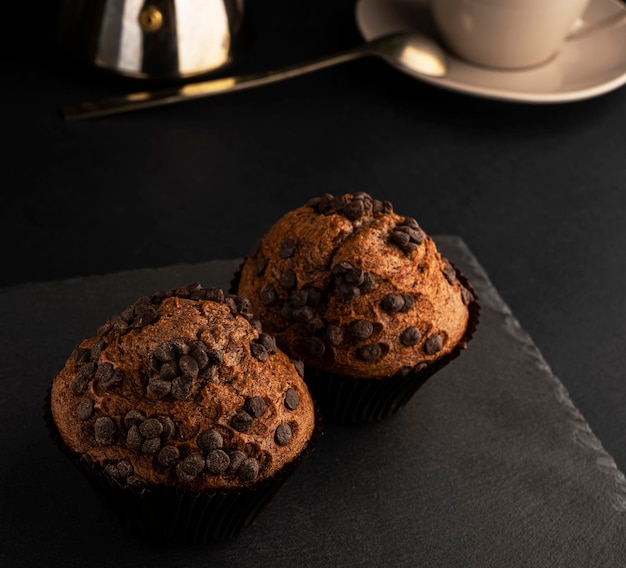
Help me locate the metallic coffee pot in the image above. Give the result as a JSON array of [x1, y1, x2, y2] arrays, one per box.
[[56, 0, 249, 81]]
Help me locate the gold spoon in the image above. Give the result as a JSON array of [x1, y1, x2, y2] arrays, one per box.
[[62, 33, 448, 122]]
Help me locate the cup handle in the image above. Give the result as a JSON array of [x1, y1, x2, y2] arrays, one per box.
[[567, 8, 626, 40]]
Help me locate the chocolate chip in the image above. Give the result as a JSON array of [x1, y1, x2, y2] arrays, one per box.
[[381, 294, 404, 313], [190, 346, 210, 369], [257, 333, 277, 354], [224, 296, 239, 316], [424, 334, 443, 355], [306, 337, 326, 358], [90, 339, 107, 361], [412, 362, 428, 374], [200, 365, 218, 383], [204, 288, 225, 302], [306, 287, 322, 306], [147, 378, 171, 399], [159, 361, 178, 381], [70, 376, 89, 396], [326, 326, 344, 347], [139, 418, 163, 439], [227, 451, 246, 474], [79, 362, 97, 380], [291, 359, 305, 378], [142, 437, 161, 454], [126, 425, 142, 452], [275, 423, 293, 446], [134, 303, 158, 326], [332, 262, 353, 275], [461, 287, 474, 306], [249, 319, 263, 333], [190, 285, 207, 300], [393, 366, 412, 379], [443, 263, 457, 284], [104, 463, 121, 479], [391, 229, 411, 248], [350, 320, 374, 340], [260, 284, 277, 305], [126, 475, 147, 487], [76, 398, 94, 420], [306, 316, 325, 333], [94, 417, 116, 446], [150, 290, 171, 304], [344, 267, 365, 286], [73, 347, 90, 365], [110, 316, 129, 333], [233, 296, 252, 315], [207, 348, 224, 366], [179, 355, 199, 379], [231, 409, 253, 432], [361, 273, 376, 291], [255, 257, 269, 276], [293, 306, 315, 324], [171, 339, 190, 356], [400, 327, 421, 346], [238, 457, 259, 482], [279, 269, 297, 290], [342, 199, 365, 221], [126, 475, 148, 488], [198, 429, 223, 452], [123, 410, 145, 428], [154, 341, 176, 362], [171, 376, 193, 400], [180, 453, 205, 477], [281, 304, 294, 321], [158, 445, 180, 467], [289, 289, 308, 308], [330, 195, 349, 211], [117, 460, 134, 478], [246, 396, 266, 418], [157, 416, 175, 441], [400, 294, 414, 313], [285, 388, 300, 410], [356, 343, 383, 362], [279, 238, 297, 259], [250, 342, 269, 362], [206, 449, 230, 474]]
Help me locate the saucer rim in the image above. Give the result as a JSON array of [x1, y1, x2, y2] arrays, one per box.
[[355, 0, 626, 104]]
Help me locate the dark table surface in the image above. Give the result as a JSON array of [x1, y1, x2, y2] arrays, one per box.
[[4, 0, 626, 557]]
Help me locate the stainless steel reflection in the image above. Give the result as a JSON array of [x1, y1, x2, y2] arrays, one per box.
[[56, 0, 248, 80], [63, 33, 448, 121]]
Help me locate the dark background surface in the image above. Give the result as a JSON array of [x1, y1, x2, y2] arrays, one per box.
[[3, 0, 626, 536]]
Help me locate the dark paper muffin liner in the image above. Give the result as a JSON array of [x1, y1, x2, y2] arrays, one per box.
[[44, 389, 322, 545], [231, 263, 480, 424]]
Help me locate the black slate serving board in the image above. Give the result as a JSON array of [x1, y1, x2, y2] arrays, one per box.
[[1, 236, 625, 567]]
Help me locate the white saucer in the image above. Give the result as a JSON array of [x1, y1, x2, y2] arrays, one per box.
[[355, 0, 626, 103]]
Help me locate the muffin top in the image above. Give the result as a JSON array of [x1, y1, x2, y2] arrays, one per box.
[[236, 192, 475, 379], [50, 283, 316, 492]]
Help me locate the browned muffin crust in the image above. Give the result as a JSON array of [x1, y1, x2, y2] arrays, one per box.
[[236, 193, 474, 379], [50, 283, 316, 492]]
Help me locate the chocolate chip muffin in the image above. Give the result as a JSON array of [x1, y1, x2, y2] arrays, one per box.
[[233, 192, 479, 423], [46, 282, 319, 544]]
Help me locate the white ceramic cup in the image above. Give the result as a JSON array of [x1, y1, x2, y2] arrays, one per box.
[[430, 0, 591, 69]]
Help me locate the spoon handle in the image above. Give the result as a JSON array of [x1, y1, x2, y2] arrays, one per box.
[[63, 47, 371, 122]]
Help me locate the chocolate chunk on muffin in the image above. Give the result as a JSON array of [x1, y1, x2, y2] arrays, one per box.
[[46, 282, 319, 543], [233, 192, 479, 423]]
